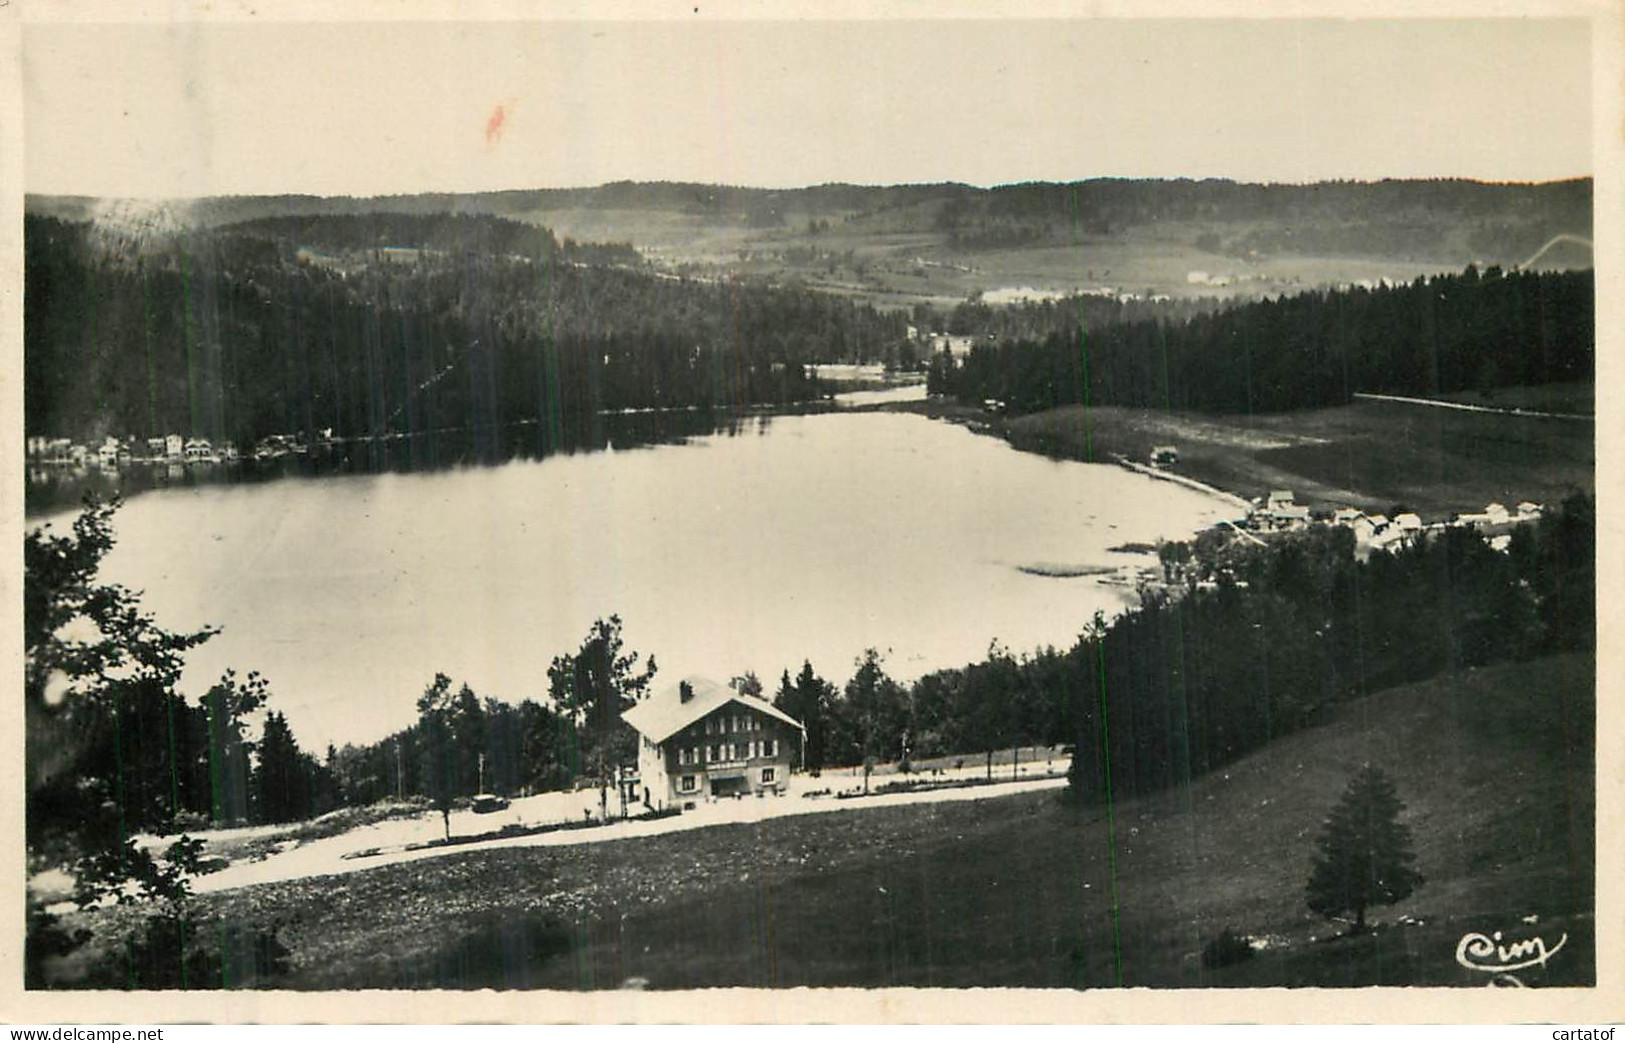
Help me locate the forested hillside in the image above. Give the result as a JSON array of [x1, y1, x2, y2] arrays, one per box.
[[24, 214, 906, 444], [936, 266, 1594, 415]]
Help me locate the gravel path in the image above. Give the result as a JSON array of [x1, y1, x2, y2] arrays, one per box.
[[190, 766, 1071, 894]]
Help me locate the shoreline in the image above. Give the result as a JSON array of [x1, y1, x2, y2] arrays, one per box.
[[1106, 453, 1254, 514], [885, 393, 1593, 524], [885, 397, 1258, 517]]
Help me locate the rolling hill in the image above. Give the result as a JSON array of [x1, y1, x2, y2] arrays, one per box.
[[27, 177, 1593, 310]]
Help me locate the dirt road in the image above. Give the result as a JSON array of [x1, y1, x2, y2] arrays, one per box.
[[187, 767, 1071, 895]]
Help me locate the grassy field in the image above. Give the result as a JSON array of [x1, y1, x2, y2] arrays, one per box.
[[58, 653, 1589, 990], [1431, 381, 1595, 417], [515, 203, 1475, 312], [975, 391, 1594, 520]]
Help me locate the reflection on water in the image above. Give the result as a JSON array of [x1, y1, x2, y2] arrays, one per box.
[[834, 384, 929, 407], [25, 409, 772, 517], [30, 410, 1234, 751]]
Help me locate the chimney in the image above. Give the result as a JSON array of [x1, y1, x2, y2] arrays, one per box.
[[679, 681, 694, 704]]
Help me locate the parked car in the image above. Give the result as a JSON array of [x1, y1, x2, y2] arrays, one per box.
[[471, 793, 510, 814]]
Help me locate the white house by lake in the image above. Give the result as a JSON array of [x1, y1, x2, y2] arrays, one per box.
[[624, 676, 804, 811]]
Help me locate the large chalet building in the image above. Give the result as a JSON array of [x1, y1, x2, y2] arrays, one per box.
[[623, 676, 805, 811]]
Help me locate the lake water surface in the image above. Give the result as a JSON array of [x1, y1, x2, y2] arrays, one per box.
[[35, 411, 1235, 751]]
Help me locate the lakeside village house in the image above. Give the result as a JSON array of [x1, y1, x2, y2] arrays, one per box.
[[1246, 488, 1543, 558], [622, 676, 806, 812], [27, 428, 356, 475], [28, 433, 240, 467]]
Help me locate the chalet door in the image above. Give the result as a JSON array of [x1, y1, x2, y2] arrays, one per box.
[[709, 775, 746, 798]]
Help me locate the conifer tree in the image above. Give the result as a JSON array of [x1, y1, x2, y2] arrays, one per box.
[[1306, 765, 1424, 933]]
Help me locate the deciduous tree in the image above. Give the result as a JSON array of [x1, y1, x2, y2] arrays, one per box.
[[547, 615, 656, 820]]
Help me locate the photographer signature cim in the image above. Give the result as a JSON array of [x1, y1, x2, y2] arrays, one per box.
[[1455, 927, 1567, 986]]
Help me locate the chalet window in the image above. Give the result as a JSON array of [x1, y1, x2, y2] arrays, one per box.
[[761, 768, 776, 784], [710, 744, 719, 762], [680, 775, 697, 792], [764, 739, 777, 758]]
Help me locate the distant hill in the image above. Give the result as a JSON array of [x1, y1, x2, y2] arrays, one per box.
[[26, 177, 1592, 308]]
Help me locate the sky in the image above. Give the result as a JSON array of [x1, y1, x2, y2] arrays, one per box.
[[19, 16, 1597, 198]]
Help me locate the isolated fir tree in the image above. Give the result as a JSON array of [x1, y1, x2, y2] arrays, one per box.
[[1305, 765, 1424, 933]]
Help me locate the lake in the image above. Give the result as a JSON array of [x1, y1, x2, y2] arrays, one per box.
[[32, 410, 1236, 751]]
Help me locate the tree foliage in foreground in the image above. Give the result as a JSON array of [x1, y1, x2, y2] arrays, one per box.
[[24, 497, 295, 987]]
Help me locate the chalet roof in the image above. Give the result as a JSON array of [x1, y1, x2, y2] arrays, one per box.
[[622, 675, 805, 745]]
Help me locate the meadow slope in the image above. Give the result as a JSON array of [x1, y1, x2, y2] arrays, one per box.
[[67, 652, 1590, 991]]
